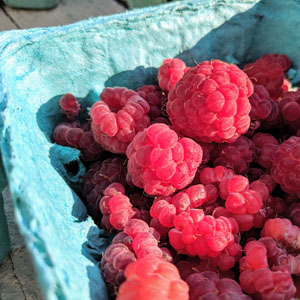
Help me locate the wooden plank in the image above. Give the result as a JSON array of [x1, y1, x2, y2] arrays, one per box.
[[0, 10, 17, 31], [0, 187, 42, 300], [4, 0, 126, 29]]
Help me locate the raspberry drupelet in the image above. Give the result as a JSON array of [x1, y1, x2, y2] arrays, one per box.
[[90, 87, 150, 154], [59, 93, 81, 120], [167, 60, 253, 143], [126, 123, 203, 196], [271, 136, 300, 196], [158, 58, 188, 92], [117, 256, 189, 300]]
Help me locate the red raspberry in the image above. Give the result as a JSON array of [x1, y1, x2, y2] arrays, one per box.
[[126, 123, 203, 196], [213, 136, 256, 174], [117, 256, 189, 300], [243, 54, 291, 99], [167, 60, 253, 143], [208, 234, 242, 271], [271, 136, 300, 196], [294, 277, 300, 299], [169, 211, 234, 258], [278, 88, 300, 130], [124, 219, 163, 259], [90, 87, 150, 154], [158, 58, 187, 92], [187, 271, 251, 300], [288, 203, 300, 228], [252, 133, 279, 169], [59, 93, 81, 120], [240, 267, 296, 299], [99, 183, 135, 231], [53, 121, 105, 161], [101, 243, 136, 296], [83, 157, 127, 224], [136, 85, 167, 119], [199, 166, 234, 187]]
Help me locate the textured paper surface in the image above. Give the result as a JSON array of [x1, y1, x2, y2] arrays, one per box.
[[1, 0, 300, 299]]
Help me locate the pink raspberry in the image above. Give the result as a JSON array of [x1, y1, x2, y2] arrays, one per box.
[[252, 133, 279, 168], [59, 93, 81, 120], [278, 88, 300, 130], [243, 54, 291, 100], [271, 136, 300, 196], [126, 123, 203, 196], [213, 136, 256, 174], [167, 60, 253, 143], [90, 87, 150, 154], [169, 211, 234, 258], [199, 166, 235, 187], [158, 58, 187, 92], [117, 256, 189, 300], [99, 183, 135, 231], [187, 271, 251, 300], [136, 85, 167, 119]]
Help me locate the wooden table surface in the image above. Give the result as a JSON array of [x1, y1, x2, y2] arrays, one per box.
[[0, 1, 125, 299]]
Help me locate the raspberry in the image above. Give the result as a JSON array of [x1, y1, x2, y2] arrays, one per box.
[[167, 60, 253, 143], [271, 136, 300, 196], [198, 142, 216, 165], [99, 183, 135, 231], [243, 54, 291, 99], [252, 133, 279, 169], [90, 87, 150, 154], [278, 88, 300, 130], [124, 219, 163, 259], [83, 157, 127, 224], [158, 58, 187, 92], [150, 197, 176, 228], [53, 121, 105, 161], [213, 136, 256, 174], [186, 272, 250, 300], [126, 123, 203, 196], [59, 93, 81, 120], [101, 243, 136, 296], [136, 85, 167, 119], [117, 256, 189, 300], [288, 203, 300, 228], [208, 234, 242, 271], [240, 267, 296, 299], [199, 166, 235, 187], [169, 212, 234, 258]]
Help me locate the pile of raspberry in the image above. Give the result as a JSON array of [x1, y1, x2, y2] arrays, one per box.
[[52, 54, 300, 300]]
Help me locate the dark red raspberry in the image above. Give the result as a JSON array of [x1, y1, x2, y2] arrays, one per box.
[[99, 183, 135, 231], [158, 58, 188, 92], [288, 203, 300, 228], [126, 123, 203, 196], [101, 243, 136, 296], [53, 121, 105, 161], [90, 87, 150, 154], [167, 60, 253, 143], [187, 271, 251, 300], [59, 93, 81, 120], [117, 256, 189, 300], [278, 88, 300, 130], [136, 85, 167, 119], [213, 136, 256, 174], [240, 267, 296, 300], [252, 133, 279, 169], [271, 136, 300, 196], [83, 157, 127, 224], [243, 54, 291, 100]]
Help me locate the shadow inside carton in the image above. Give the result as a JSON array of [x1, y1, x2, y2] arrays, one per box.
[[82, 226, 112, 300]]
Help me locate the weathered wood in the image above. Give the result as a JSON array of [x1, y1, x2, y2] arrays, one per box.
[[0, 9, 17, 31], [4, 0, 125, 29]]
